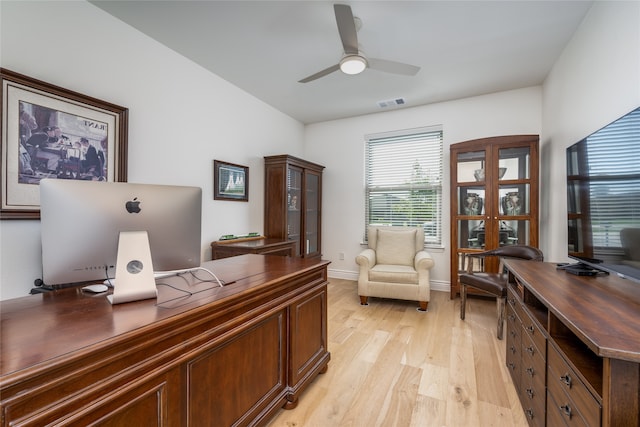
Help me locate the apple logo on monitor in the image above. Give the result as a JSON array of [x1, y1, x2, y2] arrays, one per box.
[[125, 197, 141, 213]]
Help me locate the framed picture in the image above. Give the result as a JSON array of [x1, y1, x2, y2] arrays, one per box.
[[214, 160, 248, 202], [1, 68, 128, 219]]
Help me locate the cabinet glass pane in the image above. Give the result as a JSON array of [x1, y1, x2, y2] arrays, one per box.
[[458, 187, 485, 215], [457, 151, 486, 183], [287, 168, 302, 245], [458, 219, 486, 249], [498, 184, 530, 216], [305, 173, 319, 255], [498, 147, 530, 180], [498, 220, 530, 246]]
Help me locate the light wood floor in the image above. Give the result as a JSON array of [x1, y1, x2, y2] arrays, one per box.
[[267, 279, 527, 427]]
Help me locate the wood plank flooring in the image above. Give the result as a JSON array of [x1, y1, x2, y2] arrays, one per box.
[[267, 279, 527, 427]]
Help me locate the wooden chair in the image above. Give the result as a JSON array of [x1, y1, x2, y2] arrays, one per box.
[[459, 245, 543, 339]]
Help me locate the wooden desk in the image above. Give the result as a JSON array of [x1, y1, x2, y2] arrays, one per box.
[[503, 260, 640, 426], [0, 255, 330, 426], [211, 237, 297, 259]]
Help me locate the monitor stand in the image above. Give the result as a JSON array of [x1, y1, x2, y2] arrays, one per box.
[[107, 231, 158, 305]]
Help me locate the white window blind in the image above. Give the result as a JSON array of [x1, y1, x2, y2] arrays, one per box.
[[585, 108, 640, 248], [365, 127, 443, 246]]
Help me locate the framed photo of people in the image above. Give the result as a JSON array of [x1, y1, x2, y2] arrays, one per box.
[[1, 68, 128, 219], [214, 160, 249, 202]]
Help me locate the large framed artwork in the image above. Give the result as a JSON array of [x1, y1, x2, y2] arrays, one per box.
[[1, 68, 128, 219], [214, 160, 248, 202]]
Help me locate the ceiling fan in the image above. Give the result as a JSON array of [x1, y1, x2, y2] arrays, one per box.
[[298, 4, 421, 83]]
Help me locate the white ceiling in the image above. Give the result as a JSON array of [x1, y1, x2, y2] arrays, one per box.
[[91, 1, 593, 124]]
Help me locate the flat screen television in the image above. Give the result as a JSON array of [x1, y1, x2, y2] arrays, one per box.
[[566, 106, 640, 282], [40, 179, 203, 302]]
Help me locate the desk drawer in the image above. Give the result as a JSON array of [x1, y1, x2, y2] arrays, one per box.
[[547, 344, 601, 427], [547, 388, 586, 427]]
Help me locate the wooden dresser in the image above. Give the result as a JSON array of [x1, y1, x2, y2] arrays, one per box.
[[0, 255, 330, 426], [504, 259, 640, 427]]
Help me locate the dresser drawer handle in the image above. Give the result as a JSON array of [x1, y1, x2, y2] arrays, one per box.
[[509, 346, 517, 354], [510, 330, 517, 338], [560, 373, 572, 388], [526, 325, 535, 333], [508, 363, 516, 371], [509, 297, 516, 305], [525, 409, 534, 420], [526, 388, 534, 399], [526, 367, 535, 377], [560, 404, 573, 419], [508, 314, 516, 321], [525, 346, 535, 355]]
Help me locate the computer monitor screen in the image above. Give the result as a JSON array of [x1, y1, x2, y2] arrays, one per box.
[[40, 179, 202, 288]]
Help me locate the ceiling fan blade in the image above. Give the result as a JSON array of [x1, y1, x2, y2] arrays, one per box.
[[298, 64, 341, 83], [334, 4, 358, 55], [368, 58, 421, 76]]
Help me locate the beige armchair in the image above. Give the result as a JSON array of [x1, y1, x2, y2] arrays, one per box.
[[356, 226, 435, 311]]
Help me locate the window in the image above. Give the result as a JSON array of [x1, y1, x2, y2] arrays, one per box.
[[365, 126, 443, 247]]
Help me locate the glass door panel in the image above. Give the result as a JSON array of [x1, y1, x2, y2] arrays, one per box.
[[457, 150, 486, 183], [458, 219, 487, 249], [304, 172, 319, 255], [287, 168, 302, 250], [458, 187, 486, 215], [498, 220, 530, 246], [498, 184, 530, 216], [498, 147, 531, 180]]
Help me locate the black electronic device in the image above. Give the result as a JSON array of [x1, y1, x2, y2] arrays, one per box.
[[566, 106, 640, 283]]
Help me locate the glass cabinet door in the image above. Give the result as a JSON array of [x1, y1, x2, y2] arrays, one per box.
[[304, 171, 320, 256], [287, 167, 302, 254]]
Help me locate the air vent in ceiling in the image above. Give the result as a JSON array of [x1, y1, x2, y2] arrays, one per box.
[[377, 97, 406, 109]]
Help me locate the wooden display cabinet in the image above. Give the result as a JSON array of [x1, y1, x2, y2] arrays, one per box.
[[450, 135, 539, 298], [264, 155, 324, 259]]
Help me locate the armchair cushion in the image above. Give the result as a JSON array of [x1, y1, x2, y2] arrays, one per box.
[[376, 228, 417, 266], [369, 264, 418, 283]]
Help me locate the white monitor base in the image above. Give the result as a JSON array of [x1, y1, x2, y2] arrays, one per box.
[[107, 231, 157, 305]]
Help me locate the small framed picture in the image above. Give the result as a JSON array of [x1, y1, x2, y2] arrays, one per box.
[[213, 160, 248, 202], [1, 68, 128, 219]]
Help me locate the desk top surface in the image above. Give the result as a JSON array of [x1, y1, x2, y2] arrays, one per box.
[[0, 255, 329, 377]]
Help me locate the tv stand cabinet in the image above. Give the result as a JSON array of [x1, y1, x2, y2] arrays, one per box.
[[504, 259, 640, 427], [0, 255, 330, 426]]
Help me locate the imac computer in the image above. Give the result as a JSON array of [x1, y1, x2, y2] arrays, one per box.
[[40, 179, 203, 304]]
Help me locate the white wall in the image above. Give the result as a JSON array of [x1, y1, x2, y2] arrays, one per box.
[[305, 87, 543, 290], [2, 1, 638, 300], [0, 1, 305, 299], [540, 1, 640, 262]]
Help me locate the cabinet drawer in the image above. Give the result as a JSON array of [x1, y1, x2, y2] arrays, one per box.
[[521, 388, 546, 427], [520, 308, 546, 356], [508, 287, 526, 323], [505, 303, 521, 387], [521, 332, 546, 426], [547, 388, 587, 427], [548, 344, 601, 427], [522, 336, 546, 391]]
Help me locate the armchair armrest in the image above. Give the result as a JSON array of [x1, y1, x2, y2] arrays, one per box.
[[356, 248, 376, 269], [415, 250, 435, 271]]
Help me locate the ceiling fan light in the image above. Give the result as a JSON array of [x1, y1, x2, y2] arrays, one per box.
[[340, 55, 367, 75]]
